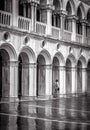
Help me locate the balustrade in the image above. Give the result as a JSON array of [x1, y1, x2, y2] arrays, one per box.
[[18, 16, 31, 31], [36, 21, 46, 35], [76, 34, 82, 44], [86, 37, 90, 46], [0, 10, 12, 26], [52, 26, 61, 39], [63, 30, 72, 41]]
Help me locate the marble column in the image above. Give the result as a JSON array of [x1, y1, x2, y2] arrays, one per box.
[[4, 0, 7, 11], [71, 15, 78, 42], [45, 65, 52, 99], [9, 61, 18, 101], [12, 0, 18, 27], [23, 4, 26, 17], [29, 63, 36, 99], [60, 10, 67, 39], [46, 5, 54, 35], [82, 68, 87, 94], [53, 14, 56, 27], [71, 67, 77, 95], [81, 19, 87, 44], [31, 2, 37, 32], [28, 4, 31, 18], [59, 66, 66, 96]]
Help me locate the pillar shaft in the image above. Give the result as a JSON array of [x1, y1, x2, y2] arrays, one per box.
[[31, 3, 37, 32], [82, 68, 87, 93], [45, 65, 52, 98], [29, 63, 36, 97], [72, 68, 77, 94], [60, 66, 66, 95], [46, 5, 54, 36], [60, 11, 66, 39], [12, 0, 18, 27], [23, 4, 26, 17], [9, 61, 18, 101], [81, 20, 87, 44], [46, 9, 52, 35]]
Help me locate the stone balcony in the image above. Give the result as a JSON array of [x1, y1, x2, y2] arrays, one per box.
[[0, 10, 89, 46]]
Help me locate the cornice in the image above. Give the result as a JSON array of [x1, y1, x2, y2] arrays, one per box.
[[0, 25, 90, 50]]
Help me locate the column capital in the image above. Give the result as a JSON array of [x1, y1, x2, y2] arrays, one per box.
[[45, 64, 52, 69], [41, 4, 55, 11], [29, 63, 37, 68], [9, 61, 19, 67], [60, 10, 67, 17], [82, 67, 87, 71], [20, 0, 39, 5], [67, 15, 78, 21], [60, 66, 66, 70], [80, 19, 88, 25]]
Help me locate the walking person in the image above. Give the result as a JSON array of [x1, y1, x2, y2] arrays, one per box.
[[54, 79, 59, 98]]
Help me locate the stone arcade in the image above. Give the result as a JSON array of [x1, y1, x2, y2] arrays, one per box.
[[0, 0, 90, 101]]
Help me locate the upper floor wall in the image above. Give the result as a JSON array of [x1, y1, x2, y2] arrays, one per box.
[[0, 0, 90, 46]]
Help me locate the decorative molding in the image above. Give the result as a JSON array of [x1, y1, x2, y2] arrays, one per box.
[[3, 32, 11, 42]]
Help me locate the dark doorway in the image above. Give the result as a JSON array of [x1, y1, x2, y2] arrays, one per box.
[[0, 54, 2, 98], [66, 59, 72, 94], [87, 60, 90, 93], [18, 55, 22, 99], [37, 55, 46, 96], [0, 49, 10, 99], [18, 52, 29, 99], [77, 60, 82, 94]]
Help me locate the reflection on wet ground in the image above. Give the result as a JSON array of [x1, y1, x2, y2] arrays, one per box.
[[0, 96, 90, 130]]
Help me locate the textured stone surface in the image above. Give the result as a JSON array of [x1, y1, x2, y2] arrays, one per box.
[[0, 96, 90, 130]]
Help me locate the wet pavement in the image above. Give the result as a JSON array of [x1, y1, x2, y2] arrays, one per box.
[[0, 96, 90, 130]]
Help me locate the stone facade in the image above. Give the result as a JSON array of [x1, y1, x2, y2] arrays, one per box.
[[0, 0, 90, 101]]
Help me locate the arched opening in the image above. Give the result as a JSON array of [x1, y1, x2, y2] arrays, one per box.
[[87, 60, 90, 93], [52, 57, 59, 83], [18, 0, 31, 18], [52, 57, 59, 95], [37, 54, 46, 96], [0, 49, 10, 99], [77, 60, 82, 94], [86, 9, 90, 37], [0, 0, 12, 12], [66, 59, 72, 94], [18, 52, 29, 99], [36, 0, 47, 23], [65, 1, 72, 31], [52, 0, 61, 28], [76, 6, 82, 35], [66, 1, 72, 15]]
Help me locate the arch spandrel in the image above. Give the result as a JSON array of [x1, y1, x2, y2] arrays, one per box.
[[37, 49, 52, 65], [0, 43, 17, 61], [65, 0, 76, 15], [19, 46, 36, 64], [77, 2, 85, 19], [77, 55, 87, 68], [52, 52, 65, 66], [66, 54, 76, 68]]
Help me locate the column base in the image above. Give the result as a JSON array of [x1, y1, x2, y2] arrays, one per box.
[[0, 97, 19, 102]]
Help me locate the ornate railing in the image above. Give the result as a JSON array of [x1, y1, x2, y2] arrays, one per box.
[[86, 37, 90, 46], [18, 16, 31, 31], [36, 21, 46, 35], [0, 10, 12, 26], [63, 30, 72, 41], [76, 34, 82, 44], [52, 26, 60, 39]]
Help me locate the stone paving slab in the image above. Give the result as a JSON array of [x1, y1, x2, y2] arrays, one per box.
[[0, 96, 90, 130]]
